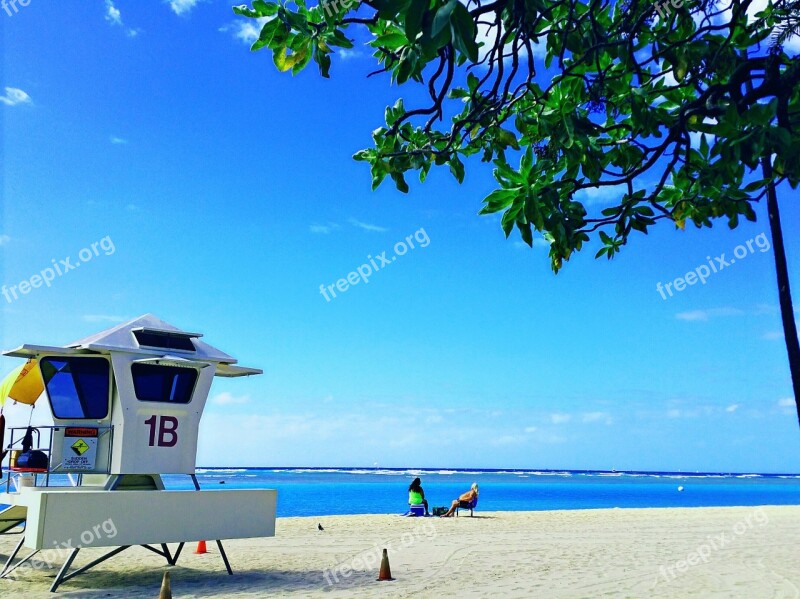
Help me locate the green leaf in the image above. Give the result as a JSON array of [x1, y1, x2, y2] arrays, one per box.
[[450, 4, 478, 62], [405, 0, 428, 42], [313, 47, 332, 77], [376, 32, 408, 50], [391, 172, 410, 193], [273, 47, 291, 72], [251, 19, 286, 51], [328, 29, 354, 49], [449, 156, 465, 183], [252, 1, 279, 16], [431, 0, 457, 37]]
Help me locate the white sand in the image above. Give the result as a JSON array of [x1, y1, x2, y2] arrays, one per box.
[[0, 506, 798, 598]]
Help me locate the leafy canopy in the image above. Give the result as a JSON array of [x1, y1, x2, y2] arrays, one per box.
[[234, 0, 800, 271]]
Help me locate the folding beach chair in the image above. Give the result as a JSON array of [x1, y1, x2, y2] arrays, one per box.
[[455, 496, 478, 517]]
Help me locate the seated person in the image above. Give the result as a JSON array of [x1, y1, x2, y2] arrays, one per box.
[[441, 483, 479, 517], [408, 477, 429, 515]]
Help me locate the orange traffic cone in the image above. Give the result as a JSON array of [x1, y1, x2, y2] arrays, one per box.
[[159, 571, 172, 599], [194, 540, 207, 554], [377, 548, 394, 581]]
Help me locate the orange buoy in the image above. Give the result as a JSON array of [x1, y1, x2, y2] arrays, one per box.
[[194, 540, 207, 554], [377, 548, 394, 581]]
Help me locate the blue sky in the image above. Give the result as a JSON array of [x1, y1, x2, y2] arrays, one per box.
[[1, 0, 799, 473]]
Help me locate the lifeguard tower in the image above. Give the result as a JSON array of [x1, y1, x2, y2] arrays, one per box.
[[0, 314, 276, 592]]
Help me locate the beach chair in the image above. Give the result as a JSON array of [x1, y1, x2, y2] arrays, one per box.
[[455, 496, 478, 517]]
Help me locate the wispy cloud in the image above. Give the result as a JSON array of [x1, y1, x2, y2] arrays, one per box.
[[212, 391, 251, 405], [167, 0, 202, 16], [582, 411, 613, 425], [514, 238, 551, 250], [550, 413, 572, 425], [83, 314, 127, 324], [349, 218, 388, 233], [762, 331, 783, 341], [575, 184, 628, 206], [310, 222, 340, 234], [110, 136, 128, 145], [0, 235, 10, 246], [778, 398, 794, 407], [0, 87, 32, 106], [105, 0, 122, 25], [338, 48, 363, 60], [675, 307, 745, 322], [105, 0, 140, 37], [725, 404, 739, 413], [220, 19, 268, 44]]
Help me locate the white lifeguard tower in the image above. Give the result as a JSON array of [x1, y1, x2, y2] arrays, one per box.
[[0, 314, 277, 592]]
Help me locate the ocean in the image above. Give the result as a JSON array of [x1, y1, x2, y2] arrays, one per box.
[[159, 468, 800, 517]]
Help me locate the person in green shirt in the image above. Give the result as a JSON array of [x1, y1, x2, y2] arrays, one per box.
[[408, 477, 429, 515]]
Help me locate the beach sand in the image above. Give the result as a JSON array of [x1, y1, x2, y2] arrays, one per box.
[[0, 506, 798, 598]]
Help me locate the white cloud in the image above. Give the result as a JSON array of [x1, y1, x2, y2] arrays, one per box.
[[475, 21, 546, 65], [667, 408, 682, 419], [310, 222, 340, 234], [0, 87, 32, 106], [778, 398, 794, 407], [212, 392, 251, 406], [349, 218, 388, 233], [105, 1, 140, 37], [110, 136, 128, 145], [105, 0, 122, 25], [725, 404, 739, 413], [575, 184, 627, 206], [83, 314, 127, 323], [550, 413, 572, 424], [338, 48, 363, 60], [582, 411, 613, 425], [513, 238, 550, 250], [220, 19, 268, 44], [762, 331, 783, 341], [0, 235, 10, 246], [675, 307, 745, 322], [168, 0, 202, 16]]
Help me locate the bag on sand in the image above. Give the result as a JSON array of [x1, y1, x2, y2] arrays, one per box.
[[432, 507, 448, 516]]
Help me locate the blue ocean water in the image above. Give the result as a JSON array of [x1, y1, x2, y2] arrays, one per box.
[[159, 468, 800, 517]]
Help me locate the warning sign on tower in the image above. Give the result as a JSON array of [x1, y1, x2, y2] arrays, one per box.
[[62, 428, 98, 470]]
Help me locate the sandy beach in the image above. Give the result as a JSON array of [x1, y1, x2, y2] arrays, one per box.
[[0, 506, 797, 598]]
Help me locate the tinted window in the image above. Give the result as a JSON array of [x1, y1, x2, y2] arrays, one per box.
[[132, 364, 197, 403], [40, 357, 110, 420], [133, 330, 196, 352]]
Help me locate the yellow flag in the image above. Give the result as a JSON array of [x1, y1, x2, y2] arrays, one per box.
[[0, 360, 44, 407]]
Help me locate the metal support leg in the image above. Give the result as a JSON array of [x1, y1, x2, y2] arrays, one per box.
[[0, 535, 25, 577], [170, 542, 185, 566], [190, 474, 200, 490], [216, 540, 233, 575], [1, 549, 40, 579], [49, 548, 80, 593], [50, 545, 131, 593]]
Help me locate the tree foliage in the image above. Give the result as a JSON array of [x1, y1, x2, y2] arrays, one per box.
[[234, 0, 799, 271]]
